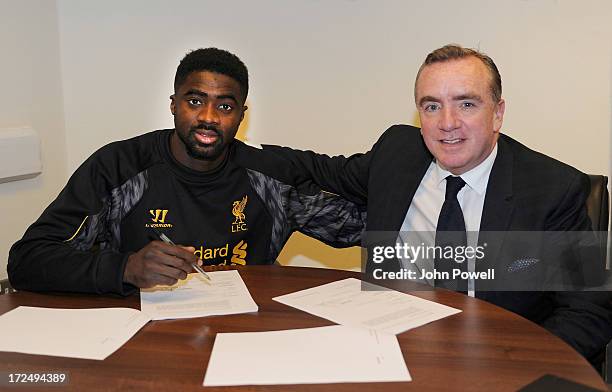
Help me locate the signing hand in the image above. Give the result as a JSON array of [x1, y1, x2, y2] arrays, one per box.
[[123, 241, 200, 288]]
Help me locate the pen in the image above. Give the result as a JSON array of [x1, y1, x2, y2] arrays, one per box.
[[150, 227, 212, 281]]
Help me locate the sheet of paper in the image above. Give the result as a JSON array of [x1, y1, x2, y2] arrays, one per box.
[[140, 269, 258, 320], [0, 306, 150, 360], [273, 278, 461, 335], [203, 325, 410, 386]]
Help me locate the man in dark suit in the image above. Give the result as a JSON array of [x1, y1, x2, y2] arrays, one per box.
[[264, 44, 612, 363]]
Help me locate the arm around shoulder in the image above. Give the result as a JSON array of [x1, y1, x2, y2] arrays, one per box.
[[260, 144, 370, 205]]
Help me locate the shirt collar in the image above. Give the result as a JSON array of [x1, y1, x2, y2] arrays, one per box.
[[433, 143, 498, 196]]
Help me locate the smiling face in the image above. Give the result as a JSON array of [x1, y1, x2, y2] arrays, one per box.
[[170, 70, 247, 171], [415, 56, 505, 175]]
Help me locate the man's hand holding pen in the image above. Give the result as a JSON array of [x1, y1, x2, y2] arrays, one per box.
[[123, 241, 202, 288]]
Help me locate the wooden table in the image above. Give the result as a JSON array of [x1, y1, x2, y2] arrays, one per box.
[[0, 266, 607, 391]]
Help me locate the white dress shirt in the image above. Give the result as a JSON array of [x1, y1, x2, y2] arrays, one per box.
[[398, 144, 498, 296]]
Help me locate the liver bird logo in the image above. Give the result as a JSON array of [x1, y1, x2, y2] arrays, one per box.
[[232, 195, 248, 224]]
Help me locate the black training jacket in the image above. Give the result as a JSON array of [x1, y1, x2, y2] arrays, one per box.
[[8, 130, 366, 295]]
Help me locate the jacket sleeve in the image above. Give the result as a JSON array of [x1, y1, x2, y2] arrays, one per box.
[[285, 186, 367, 249], [8, 149, 137, 296], [261, 140, 381, 206], [234, 141, 367, 257], [543, 291, 612, 362], [243, 165, 366, 260], [540, 172, 612, 361]]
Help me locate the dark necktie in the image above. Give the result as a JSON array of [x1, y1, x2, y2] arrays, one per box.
[[435, 176, 467, 290]]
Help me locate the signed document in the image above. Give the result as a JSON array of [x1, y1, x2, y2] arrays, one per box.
[[273, 278, 461, 335], [203, 325, 410, 386], [0, 306, 150, 360], [140, 270, 258, 320]]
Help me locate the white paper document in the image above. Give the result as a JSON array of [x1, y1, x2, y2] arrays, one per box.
[[140, 269, 258, 320], [273, 278, 461, 335], [203, 325, 410, 386], [0, 306, 150, 360]]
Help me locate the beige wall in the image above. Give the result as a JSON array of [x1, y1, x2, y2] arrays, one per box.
[[1, 0, 611, 278], [0, 1, 67, 279]]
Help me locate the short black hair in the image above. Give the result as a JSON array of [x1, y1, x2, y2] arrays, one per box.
[[174, 48, 249, 101]]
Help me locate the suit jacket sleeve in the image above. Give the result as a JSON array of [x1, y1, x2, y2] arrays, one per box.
[[540, 172, 612, 360]]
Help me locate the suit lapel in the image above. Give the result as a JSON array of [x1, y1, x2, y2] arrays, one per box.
[[386, 135, 433, 231], [478, 135, 515, 269]]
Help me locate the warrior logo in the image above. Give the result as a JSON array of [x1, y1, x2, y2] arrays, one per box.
[[146, 209, 172, 228]]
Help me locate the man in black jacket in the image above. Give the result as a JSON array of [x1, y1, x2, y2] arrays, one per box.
[[8, 48, 365, 295], [263, 44, 612, 362]]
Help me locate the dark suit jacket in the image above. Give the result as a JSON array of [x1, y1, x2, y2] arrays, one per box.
[[264, 124, 612, 361]]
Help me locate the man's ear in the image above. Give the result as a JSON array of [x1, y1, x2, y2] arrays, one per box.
[[170, 94, 176, 115], [240, 105, 248, 122], [493, 98, 505, 132]]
